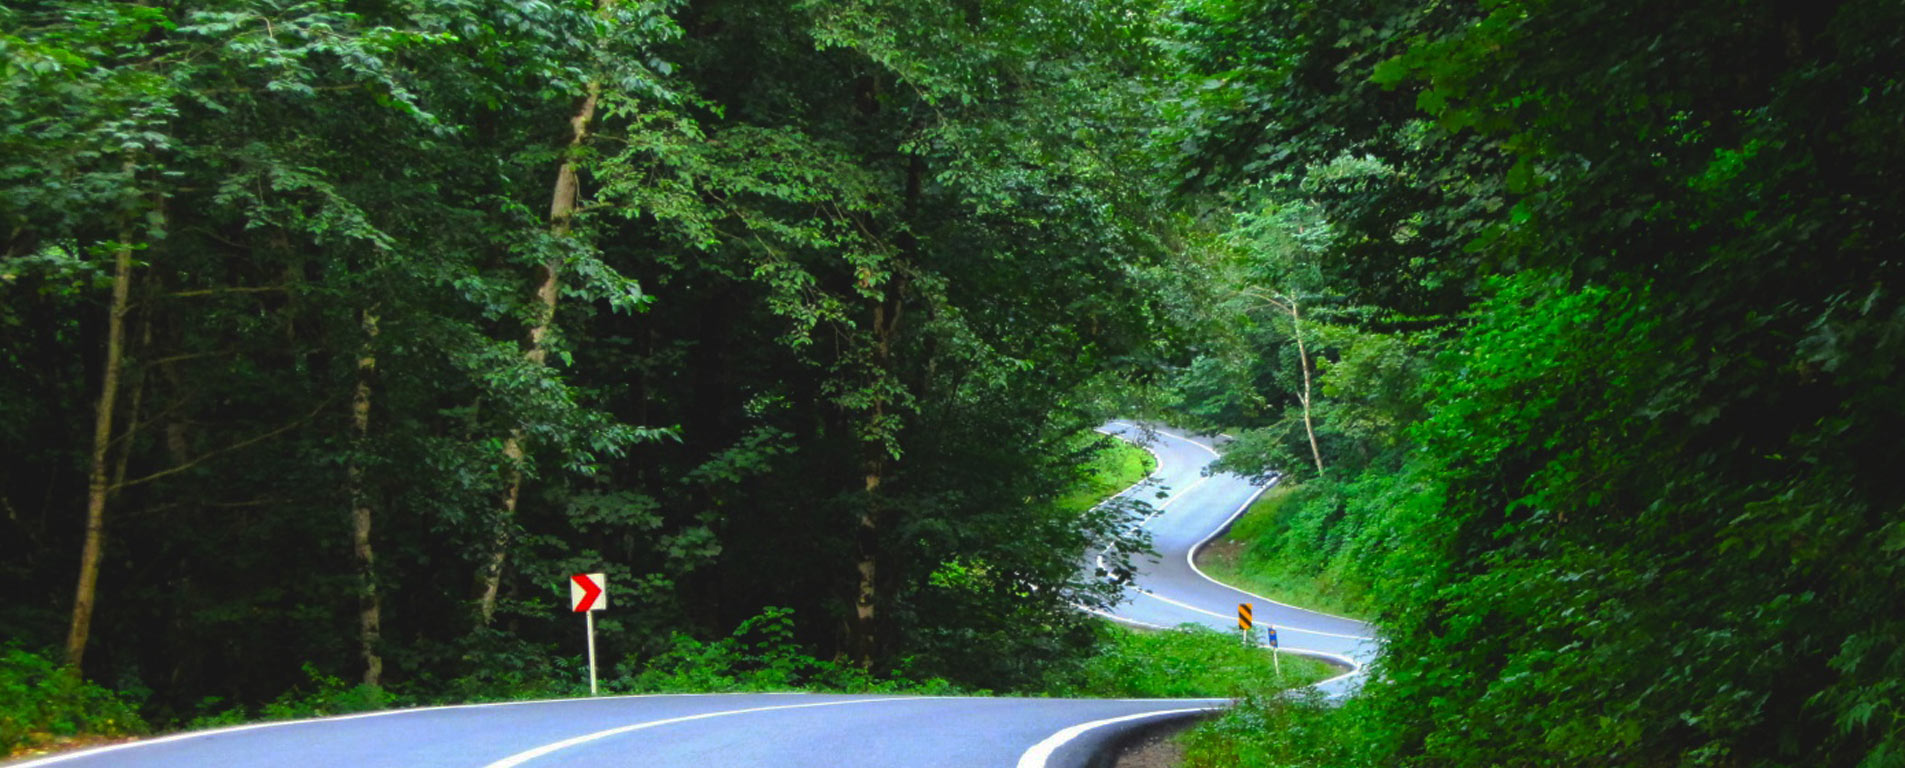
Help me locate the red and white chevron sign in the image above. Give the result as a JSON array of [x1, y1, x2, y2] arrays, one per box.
[[570, 572, 607, 612]]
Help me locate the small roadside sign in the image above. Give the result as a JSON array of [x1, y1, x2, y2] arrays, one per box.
[[571, 573, 607, 612], [569, 572, 607, 695], [1265, 626, 1278, 649], [1237, 602, 1252, 631]]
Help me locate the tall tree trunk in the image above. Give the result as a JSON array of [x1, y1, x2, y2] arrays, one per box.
[[65, 222, 137, 670], [109, 311, 152, 495], [476, 80, 601, 626], [347, 309, 384, 686], [1246, 289, 1325, 476], [845, 152, 920, 668], [1287, 299, 1324, 476], [848, 300, 899, 669], [851, 459, 882, 668]]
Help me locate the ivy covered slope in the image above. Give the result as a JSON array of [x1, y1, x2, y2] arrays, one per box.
[[1160, 0, 1904, 765], [0, 0, 1181, 733]]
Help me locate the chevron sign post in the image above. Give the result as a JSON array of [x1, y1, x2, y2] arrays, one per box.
[[571, 573, 607, 695]]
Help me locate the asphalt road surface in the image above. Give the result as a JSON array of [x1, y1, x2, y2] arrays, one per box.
[[11, 422, 1374, 768]]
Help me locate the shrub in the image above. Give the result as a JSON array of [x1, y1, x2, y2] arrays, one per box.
[[1051, 622, 1338, 699], [0, 646, 145, 755]]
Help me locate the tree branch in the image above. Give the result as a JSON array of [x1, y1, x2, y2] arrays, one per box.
[[110, 399, 332, 492], [166, 285, 286, 298]]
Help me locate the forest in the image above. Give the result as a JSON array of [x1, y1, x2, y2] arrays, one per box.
[[3, 0, 1901, 765]]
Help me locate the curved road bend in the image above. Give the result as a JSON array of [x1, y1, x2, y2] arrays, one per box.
[[9, 421, 1371, 768], [1094, 421, 1379, 699], [6, 692, 1225, 768]]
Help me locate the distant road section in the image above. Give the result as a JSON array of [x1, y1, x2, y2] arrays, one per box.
[[1093, 421, 1379, 698]]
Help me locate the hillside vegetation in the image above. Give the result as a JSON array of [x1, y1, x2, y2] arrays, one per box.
[[1157, 0, 1905, 765]]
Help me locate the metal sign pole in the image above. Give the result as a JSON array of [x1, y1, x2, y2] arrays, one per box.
[[585, 609, 598, 696], [1267, 625, 1281, 681]]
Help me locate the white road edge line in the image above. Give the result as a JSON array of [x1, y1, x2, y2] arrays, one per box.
[[1127, 589, 1374, 641], [3, 691, 808, 768], [1015, 707, 1217, 768], [1078, 605, 1362, 680], [1136, 426, 1373, 625], [482, 697, 933, 768]]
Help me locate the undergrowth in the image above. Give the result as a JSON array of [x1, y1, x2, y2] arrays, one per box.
[[0, 645, 146, 756], [1052, 622, 1339, 699]]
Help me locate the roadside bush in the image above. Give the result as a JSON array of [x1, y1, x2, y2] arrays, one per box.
[[615, 607, 961, 695], [257, 664, 397, 720], [1180, 688, 1377, 768], [1050, 622, 1337, 699], [0, 646, 145, 755], [181, 663, 400, 731]]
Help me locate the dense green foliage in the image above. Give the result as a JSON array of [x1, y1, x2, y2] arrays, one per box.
[[0, 646, 144, 755], [0, 0, 1174, 728], [1163, 0, 1905, 764]]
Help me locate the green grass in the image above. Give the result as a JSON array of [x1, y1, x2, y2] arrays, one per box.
[[1053, 622, 1339, 699], [1050, 432, 1155, 516], [1194, 484, 1372, 621], [1178, 688, 1365, 768]]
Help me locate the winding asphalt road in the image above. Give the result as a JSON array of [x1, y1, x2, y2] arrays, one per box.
[[10, 422, 1374, 768], [1092, 421, 1379, 699]]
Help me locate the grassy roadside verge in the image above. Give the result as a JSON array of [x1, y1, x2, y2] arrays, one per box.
[[1051, 431, 1155, 515], [1059, 622, 1338, 699], [1191, 483, 1371, 621], [1179, 688, 1363, 767]]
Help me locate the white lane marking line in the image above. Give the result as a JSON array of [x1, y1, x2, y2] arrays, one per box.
[[1095, 425, 1205, 524], [1016, 707, 1217, 768], [482, 697, 933, 768], [2, 692, 810, 768], [1128, 589, 1375, 641], [1153, 476, 1208, 514]]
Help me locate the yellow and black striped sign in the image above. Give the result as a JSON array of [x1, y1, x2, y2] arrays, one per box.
[[1237, 602, 1253, 631]]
